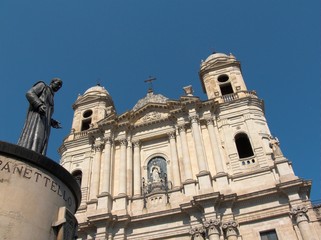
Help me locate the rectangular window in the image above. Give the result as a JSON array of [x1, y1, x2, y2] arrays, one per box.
[[260, 230, 278, 240]]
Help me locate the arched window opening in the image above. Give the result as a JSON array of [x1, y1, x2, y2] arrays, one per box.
[[81, 109, 93, 131], [235, 133, 254, 158], [72, 170, 82, 186]]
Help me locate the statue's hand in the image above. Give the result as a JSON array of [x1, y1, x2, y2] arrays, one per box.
[[51, 119, 62, 129], [38, 105, 47, 115]]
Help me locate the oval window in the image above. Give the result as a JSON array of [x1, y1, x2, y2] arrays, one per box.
[[83, 109, 93, 118], [217, 74, 229, 83]]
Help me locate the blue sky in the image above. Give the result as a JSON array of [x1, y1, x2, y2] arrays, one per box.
[[0, 1, 320, 200]]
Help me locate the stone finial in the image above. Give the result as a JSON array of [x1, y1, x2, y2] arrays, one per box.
[[183, 85, 194, 96]]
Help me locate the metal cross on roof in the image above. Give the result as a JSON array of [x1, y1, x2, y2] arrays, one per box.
[[144, 76, 156, 93]]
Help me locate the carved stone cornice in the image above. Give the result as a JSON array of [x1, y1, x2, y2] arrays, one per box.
[[290, 205, 309, 224]]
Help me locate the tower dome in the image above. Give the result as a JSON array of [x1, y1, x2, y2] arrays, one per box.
[[133, 90, 168, 111], [83, 85, 110, 97], [200, 52, 236, 69]]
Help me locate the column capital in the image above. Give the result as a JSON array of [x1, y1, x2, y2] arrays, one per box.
[[167, 131, 176, 139], [222, 220, 238, 238], [290, 205, 309, 224], [177, 124, 186, 133], [205, 118, 214, 126], [132, 140, 141, 148], [203, 218, 220, 228], [189, 226, 205, 239], [204, 218, 221, 236], [189, 115, 199, 124], [92, 139, 104, 152], [103, 136, 113, 145], [119, 139, 128, 146]]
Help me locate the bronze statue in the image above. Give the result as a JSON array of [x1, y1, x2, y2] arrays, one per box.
[[18, 78, 63, 155]]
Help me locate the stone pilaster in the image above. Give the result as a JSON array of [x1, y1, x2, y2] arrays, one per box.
[[101, 136, 112, 194], [133, 140, 141, 196], [178, 125, 193, 181], [206, 118, 224, 174], [189, 115, 207, 172], [167, 131, 181, 188], [126, 139, 133, 196], [118, 139, 127, 196], [89, 140, 103, 202], [98, 136, 113, 211]]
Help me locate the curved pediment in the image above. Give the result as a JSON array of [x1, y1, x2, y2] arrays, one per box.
[[73, 94, 114, 110]]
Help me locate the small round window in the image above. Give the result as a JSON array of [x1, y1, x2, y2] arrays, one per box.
[[217, 74, 229, 83], [83, 109, 93, 118]]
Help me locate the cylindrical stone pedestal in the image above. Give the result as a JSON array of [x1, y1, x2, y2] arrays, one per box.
[[0, 141, 81, 240]]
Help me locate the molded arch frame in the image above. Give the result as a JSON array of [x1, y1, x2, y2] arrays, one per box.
[[143, 152, 170, 180], [233, 131, 255, 159]]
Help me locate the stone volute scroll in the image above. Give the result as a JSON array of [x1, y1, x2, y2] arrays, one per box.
[[18, 78, 63, 156]]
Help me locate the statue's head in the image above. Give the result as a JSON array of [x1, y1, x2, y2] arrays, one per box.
[[50, 78, 63, 92]]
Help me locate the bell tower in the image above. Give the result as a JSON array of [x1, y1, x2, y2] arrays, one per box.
[[199, 52, 247, 100], [70, 85, 115, 134]]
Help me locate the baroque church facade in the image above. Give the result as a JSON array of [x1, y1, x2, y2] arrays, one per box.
[[59, 52, 321, 240]]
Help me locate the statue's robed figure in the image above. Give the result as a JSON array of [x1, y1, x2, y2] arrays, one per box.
[[18, 78, 63, 155]]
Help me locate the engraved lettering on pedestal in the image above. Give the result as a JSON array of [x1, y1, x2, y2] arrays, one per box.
[[0, 160, 73, 206]]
